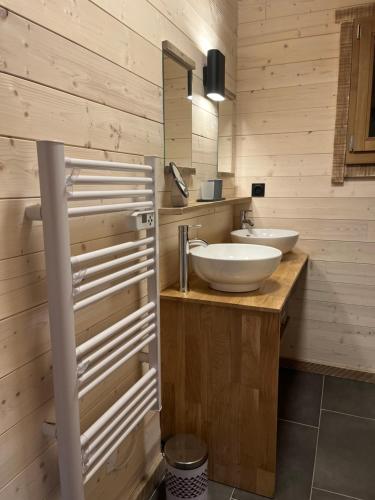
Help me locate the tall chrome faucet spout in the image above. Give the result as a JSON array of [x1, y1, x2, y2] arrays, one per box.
[[189, 238, 209, 248], [178, 224, 207, 292], [240, 209, 254, 230]]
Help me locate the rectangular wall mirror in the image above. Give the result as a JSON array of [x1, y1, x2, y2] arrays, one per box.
[[218, 92, 236, 174], [163, 41, 195, 171]]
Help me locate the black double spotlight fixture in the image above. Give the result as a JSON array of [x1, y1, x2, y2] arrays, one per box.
[[203, 49, 226, 102]]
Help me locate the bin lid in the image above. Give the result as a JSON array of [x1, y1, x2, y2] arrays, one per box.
[[164, 434, 208, 470]]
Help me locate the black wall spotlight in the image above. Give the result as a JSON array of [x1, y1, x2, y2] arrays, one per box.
[[203, 49, 225, 102], [187, 69, 193, 101]]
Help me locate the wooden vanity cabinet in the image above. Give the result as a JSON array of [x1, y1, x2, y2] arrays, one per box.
[[160, 252, 307, 497]]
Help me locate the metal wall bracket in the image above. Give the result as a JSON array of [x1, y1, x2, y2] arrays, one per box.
[[25, 204, 42, 221], [42, 421, 57, 439], [138, 352, 149, 363]]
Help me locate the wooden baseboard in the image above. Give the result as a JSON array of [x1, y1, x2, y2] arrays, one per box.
[[280, 358, 375, 384]]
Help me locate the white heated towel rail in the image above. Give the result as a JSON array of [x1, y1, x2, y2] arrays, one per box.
[[26, 141, 161, 500]]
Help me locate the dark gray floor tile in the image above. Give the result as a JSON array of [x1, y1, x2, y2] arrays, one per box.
[[323, 376, 375, 419], [311, 488, 358, 500], [208, 480, 233, 499], [314, 410, 375, 500], [232, 489, 268, 499], [278, 368, 323, 426], [233, 421, 317, 500], [149, 480, 232, 500]]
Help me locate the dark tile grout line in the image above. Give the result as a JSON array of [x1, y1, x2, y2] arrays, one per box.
[[313, 486, 365, 500], [320, 408, 375, 423], [278, 417, 319, 429], [309, 374, 325, 500]]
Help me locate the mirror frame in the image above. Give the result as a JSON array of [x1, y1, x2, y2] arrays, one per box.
[[162, 40, 196, 72]]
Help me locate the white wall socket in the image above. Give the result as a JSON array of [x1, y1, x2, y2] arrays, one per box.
[[128, 210, 155, 230]]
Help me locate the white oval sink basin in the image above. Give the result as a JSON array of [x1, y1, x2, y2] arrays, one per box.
[[190, 243, 282, 292], [231, 228, 299, 254]]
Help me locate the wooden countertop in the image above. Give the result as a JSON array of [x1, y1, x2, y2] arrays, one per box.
[[160, 250, 308, 313], [158, 196, 251, 215]]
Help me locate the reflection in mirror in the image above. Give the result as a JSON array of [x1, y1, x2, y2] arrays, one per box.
[[163, 53, 192, 170], [369, 41, 375, 137], [218, 98, 235, 174], [169, 162, 189, 207]]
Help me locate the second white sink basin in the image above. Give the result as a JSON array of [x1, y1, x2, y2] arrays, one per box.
[[231, 228, 299, 254], [190, 243, 282, 292]]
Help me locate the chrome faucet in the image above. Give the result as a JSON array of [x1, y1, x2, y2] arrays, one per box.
[[178, 224, 208, 292], [240, 209, 254, 230]]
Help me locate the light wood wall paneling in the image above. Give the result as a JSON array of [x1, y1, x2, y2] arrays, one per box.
[[164, 61, 192, 167], [238, 33, 339, 70], [0, 137, 147, 199], [235, 175, 375, 197], [0, 74, 163, 156], [189, 0, 238, 39], [158, 206, 233, 258], [238, 9, 338, 46], [147, 0, 237, 85], [238, 0, 266, 23], [265, 0, 375, 18], [192, 135, 218, 165], [298, 239, 375, 265], [250, 197, 375, 220], [237, 58, 339, 92], [0, 0, 238, 496], [235, 154, 333, 177], [0, 304, 49, 379], [280, 357, 375, 383], [90, 0, 237, 84], [236, 107, 336, 135], [193, 162, 219, 181], [295, 280, 375, 308], [0, 400, 55, 487], [79, 360, 142, 431], [0, 444, 59, 500], [235, 0, 375, 373], [90, 0, 206, 67], [289, 297, 375, 329], [0, 294, 147, 426], [307, 259, 375, 286], [84, 413, 161, 500], [192, 75, 218, 116], [0, 352, 52, 435], [237, 82, 337, 113], [236, 131, 334, 156], [0, 252, 46, 320], [252, 217, 372, 242], [281, 317, 375, 373], [0, 199, 148, 260], [1, 0, 162, 85], [193, 105, 219, 141], [0, 11, 163, 123], [159, 206, 233, 287], [0, 328, 155, 492]]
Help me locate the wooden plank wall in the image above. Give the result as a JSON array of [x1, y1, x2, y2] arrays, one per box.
[[218, 100, 236, 173], [0, 1, 237, 499], [236, 0, 375, 373]]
